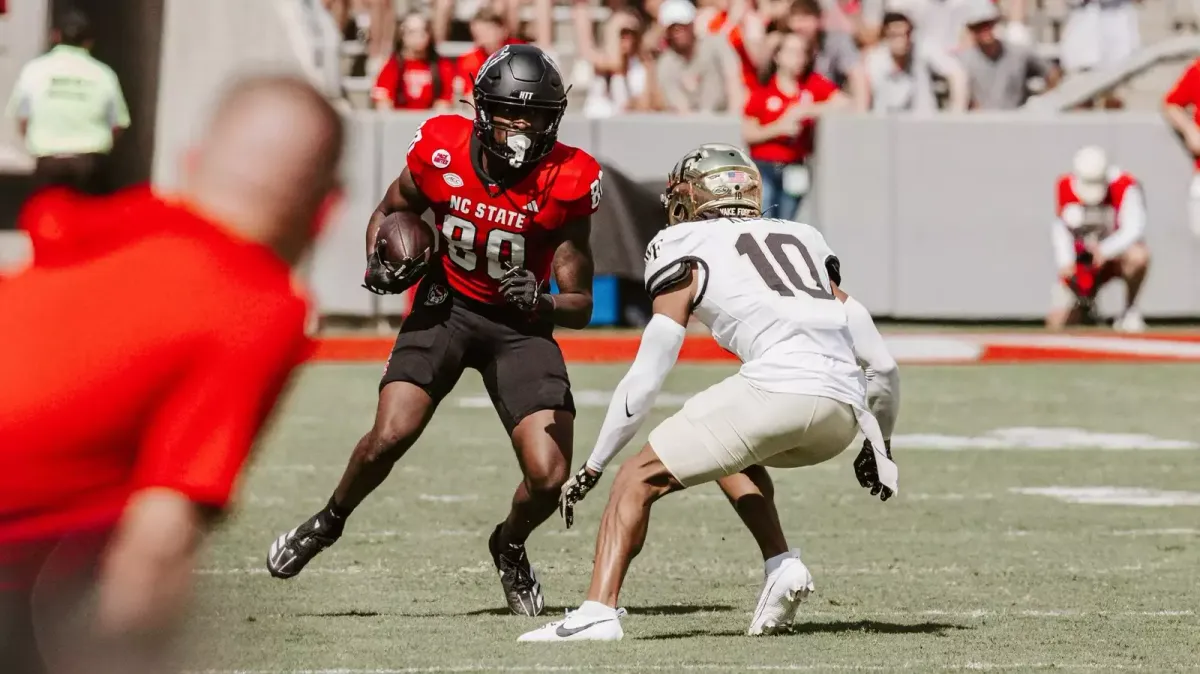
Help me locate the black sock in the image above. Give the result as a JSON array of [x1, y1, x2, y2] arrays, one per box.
[[326, 497, 351, 521]]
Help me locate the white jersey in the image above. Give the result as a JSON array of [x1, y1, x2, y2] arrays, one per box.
[[643, 217, 867, 409]]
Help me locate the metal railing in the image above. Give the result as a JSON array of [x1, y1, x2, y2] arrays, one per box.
[[1024, 34, 1200, 112]]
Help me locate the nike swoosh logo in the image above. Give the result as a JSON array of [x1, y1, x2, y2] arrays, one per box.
[[624, 396, 633, 418], [556, 618, 614, 638]]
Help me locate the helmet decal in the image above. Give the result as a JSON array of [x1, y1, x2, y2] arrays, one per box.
[[475, 44, 513, 86]]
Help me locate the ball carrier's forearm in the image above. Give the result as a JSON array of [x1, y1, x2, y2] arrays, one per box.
[[542, 217, 595, 329], [365, 167, 430, 257]]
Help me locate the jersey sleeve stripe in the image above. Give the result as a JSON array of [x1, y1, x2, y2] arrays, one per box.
[[645, 256, 710, 311]]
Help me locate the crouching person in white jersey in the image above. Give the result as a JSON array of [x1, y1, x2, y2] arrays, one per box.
[[518, 144, 899, 643]]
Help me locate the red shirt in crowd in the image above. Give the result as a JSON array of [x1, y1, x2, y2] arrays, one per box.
[[0, 189, 311, 546], [743, 72, 839, 164], [1164, 58, 1200, 170], [372, 56, 455, 109], [707, 12, 758, 91], [457, 38, 525, 96]]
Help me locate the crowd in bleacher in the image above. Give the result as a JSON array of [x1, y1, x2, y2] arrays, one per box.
[[330, 1, 1166, 117], [323, 0, 1163, 219]]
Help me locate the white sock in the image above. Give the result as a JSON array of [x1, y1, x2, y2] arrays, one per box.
[[764, 549, 799, 578], [577, 600, 618, 617]]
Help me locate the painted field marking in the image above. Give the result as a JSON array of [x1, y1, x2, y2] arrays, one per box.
[[186, 657, 1194, 674], [1010, 486, 1200, 507]]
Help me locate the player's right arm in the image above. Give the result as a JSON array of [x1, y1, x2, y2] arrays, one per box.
[[1163, 60, 1200, 155], [365, 167, 430, 258], [830, 278, 899, 442], [559, 256, 695, 527]]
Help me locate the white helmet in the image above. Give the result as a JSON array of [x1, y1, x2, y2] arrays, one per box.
[[1071, 145, 1110, 206]]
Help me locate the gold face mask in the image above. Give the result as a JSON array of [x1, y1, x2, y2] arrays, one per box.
[[660, 143, 763, 225]]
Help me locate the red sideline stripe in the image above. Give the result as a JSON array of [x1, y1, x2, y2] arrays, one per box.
[[978, 345, 1200, 362], [310, 333, 1200, 363], [309, 335, 740, 362]]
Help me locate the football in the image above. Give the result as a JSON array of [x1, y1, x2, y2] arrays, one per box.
[[376, 211, 436, 269]]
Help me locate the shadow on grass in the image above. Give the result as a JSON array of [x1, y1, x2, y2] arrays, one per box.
[[642, 620, 971, 641], [294, 609, 382, 618], [453, 603, 737, 617]]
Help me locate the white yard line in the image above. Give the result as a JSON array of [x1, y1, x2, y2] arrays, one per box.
[[186, 662, 1185, 673]]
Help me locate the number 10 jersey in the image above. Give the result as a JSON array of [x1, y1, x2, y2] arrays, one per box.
[[644, 217, 867, 407], [406, 114, 603, 305]]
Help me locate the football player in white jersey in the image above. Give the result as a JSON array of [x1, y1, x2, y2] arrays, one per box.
[[518, 144, 900, 643]]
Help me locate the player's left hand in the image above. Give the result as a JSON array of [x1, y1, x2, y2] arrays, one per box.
[[560, 465, 602, 529], [500, 264, 544, 313], [853, 439, 895, 502]]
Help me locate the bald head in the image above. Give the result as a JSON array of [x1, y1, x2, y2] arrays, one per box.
[[183, 74, 345, 264]]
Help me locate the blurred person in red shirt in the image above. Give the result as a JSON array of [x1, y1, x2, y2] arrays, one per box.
[[743, 31, 846, 220], [372, 12, 455, 111], [1049, 146, 1149, 333], [457, 7, 525, 96], [0, 74, 343, 674], [766, 0, 870, 110], [1162, 57, 1200, 239]]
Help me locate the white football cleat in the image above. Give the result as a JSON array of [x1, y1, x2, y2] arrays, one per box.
[[518, 603, 626, 642], [748, 554, 814, 636], [1115, 308, 1146, 333]]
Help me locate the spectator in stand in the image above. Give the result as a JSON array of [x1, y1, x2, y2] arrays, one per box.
[[372, 13, 455, 111], [959, 0, 1055, 110], [743, 32, 847, 220], [771, 0, 870, 111], [699, 0, 769, 92], [457, 8, 526, 97], [1060, 0, 1142, 89], [888, 0, 970, 60], [656, 0, 744, 113], [865, 11, 967, 112], [326, 0, 396, 77], [579, 9, 658, 116], [434, 0, 554, 46], [1163, 57, 1200, 238]]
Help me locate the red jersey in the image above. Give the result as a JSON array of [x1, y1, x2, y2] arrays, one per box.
[[372, 56, 455, 109], [0, 190, 310, 545], [405, 114, 602, 304], [1055, 169, 1138, 238], [1164, 58, 1200, 170], [743, 72, 839, 164], [457, 39, 525, 96]]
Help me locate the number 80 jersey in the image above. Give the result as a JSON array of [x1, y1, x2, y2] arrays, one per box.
[[405, 115, 603, 305], [644, 217, 867, 407]]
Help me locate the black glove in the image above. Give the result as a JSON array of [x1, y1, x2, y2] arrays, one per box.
[[362, 238, 426, 295], [559, 465, 603, 529], [853, 439, 895, 502], [499, 264, 544, 313]]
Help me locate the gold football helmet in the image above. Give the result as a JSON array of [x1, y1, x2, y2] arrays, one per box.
[[661, 143, 763, 225]]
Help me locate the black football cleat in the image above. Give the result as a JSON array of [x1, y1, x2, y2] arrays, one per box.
[[488, 524, 545, 616], [266, 509, 344, 579]]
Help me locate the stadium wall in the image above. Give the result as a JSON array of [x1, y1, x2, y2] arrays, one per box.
[[306, 111, 1200, 322], [152, 0, 313, 189]]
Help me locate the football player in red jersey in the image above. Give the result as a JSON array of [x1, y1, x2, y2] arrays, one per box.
[[266, 44, 601, 617]]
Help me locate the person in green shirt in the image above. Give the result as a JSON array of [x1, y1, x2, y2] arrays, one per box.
[[5, 9, 130, 193]]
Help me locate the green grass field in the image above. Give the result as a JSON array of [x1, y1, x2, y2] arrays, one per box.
[[187, 363, 1200, 673]]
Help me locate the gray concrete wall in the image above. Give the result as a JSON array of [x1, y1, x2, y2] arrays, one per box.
[[307, 111, 1198, 320]]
